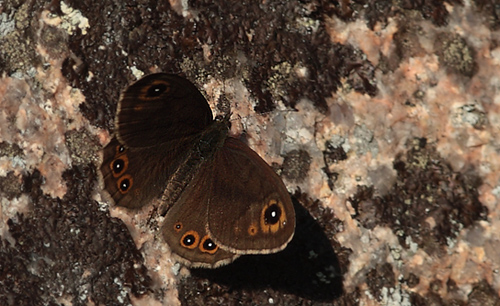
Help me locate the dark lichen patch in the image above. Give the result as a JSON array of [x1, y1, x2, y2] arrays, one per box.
[[178, 281, 297, 306], [1, 0, 24, 11], [429, 279, 443, 294], [0, 171, 23, 200], [351, 138, 487, 254], [38, 25, 68, 59], [349, 186, 378, 230], [446, 278, 459, 294], [0, 141, 23, 158], [400, 0, 459, 27], [0, 143, 25, 200], [408, 280, 498, 306], [406, 273, 420, 288], [468, 280, 500, 305], [0, 239, 55, 306], [1, 167, 151, 305], [65, 129, 100, 166], [474, 0, 500, 30], [331, 0, 356, 20], [282, 149, 312, 183], [322, 140, 348, 190], [409, 291, 461, 306], [178, 280, 350, 306], [348, 0, 462, 29], [435, 34, 477, 77], [215, 92, 232, 117], [0, 1, 44, 75], [336, 45, 378, 97], [366, 263, 396, 302], [323, 170, 339, 191], [363, 0, 394, 30]]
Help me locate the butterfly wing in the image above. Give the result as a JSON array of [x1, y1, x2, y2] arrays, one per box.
[[171, 137, 295, 254], [116, 73, 213, 148], [100, 73, 214, 208], [206, 137, 295, 254], [100, 136, 201, 208], [160, 133, 296, 266], [161, 159, 239, 268]]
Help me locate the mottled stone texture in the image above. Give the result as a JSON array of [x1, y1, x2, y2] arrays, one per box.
[[1, 0, 499, 305]]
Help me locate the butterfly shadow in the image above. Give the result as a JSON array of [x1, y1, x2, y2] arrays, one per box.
[[187, 197, 344, 302]]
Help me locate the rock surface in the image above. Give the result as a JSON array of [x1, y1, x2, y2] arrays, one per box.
[[0, 0, 499, 305]]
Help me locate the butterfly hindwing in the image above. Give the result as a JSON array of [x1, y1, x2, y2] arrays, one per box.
[[206, 137, 295, 254], [161, 159, 239, 268]]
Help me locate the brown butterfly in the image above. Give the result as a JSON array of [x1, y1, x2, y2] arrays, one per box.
[[100, 73, 295, 268]]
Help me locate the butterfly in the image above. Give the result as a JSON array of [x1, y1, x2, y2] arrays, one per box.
[[100, 73, 295, 268]]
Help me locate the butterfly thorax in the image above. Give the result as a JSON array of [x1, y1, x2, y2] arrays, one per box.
[[159, 118, 228, 215], [196, 119, 229, 161]]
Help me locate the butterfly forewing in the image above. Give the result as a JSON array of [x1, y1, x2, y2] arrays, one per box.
[[117, 73, 213, 148], [101, 136, 204, 209]]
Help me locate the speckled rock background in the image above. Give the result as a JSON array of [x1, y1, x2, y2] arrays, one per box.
[[1, 0, 499, 305]]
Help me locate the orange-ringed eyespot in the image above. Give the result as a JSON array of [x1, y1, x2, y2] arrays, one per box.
[[264, 203, 281, 225], [183, 235, 195, 246], [112, 159, 125, 174], [203, 239, 216, 250], [117, 175, 133, 194], [174, 222, 182, 232], [120, 178, 130, 191], [180, 230, 199, 249], [147, 83, 168, 97], [200, 236, 218, 254]]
